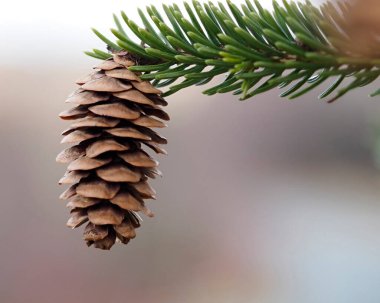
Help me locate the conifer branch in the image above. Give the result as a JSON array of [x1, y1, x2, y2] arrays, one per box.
[[87, 0, 380, 102]]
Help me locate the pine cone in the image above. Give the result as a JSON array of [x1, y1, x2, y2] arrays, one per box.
[[331, 0, 380, 57], [57, 52, 169, 250]]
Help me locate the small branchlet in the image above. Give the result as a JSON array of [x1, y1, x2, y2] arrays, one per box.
[[87, 0, 380, 102]]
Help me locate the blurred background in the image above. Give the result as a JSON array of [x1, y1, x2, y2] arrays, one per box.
[[1, 0, 380, 302]]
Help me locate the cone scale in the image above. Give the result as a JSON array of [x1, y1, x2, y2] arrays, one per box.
[[57, 52, 169, 250]]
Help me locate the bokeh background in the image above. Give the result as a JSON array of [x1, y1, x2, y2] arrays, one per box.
[[1, 0, 380, 302]]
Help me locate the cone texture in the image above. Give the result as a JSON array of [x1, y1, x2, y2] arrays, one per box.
[[57, 52, 169, 250]]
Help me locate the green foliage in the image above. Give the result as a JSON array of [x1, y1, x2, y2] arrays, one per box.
[[87, 0, 380, 102]]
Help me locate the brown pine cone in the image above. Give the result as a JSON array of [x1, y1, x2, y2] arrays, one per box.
[[328, 0, 380, 57], [57, 52, 169, 250]]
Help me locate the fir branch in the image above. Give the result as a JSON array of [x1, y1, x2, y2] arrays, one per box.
[[87, 0, 380, 102]]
